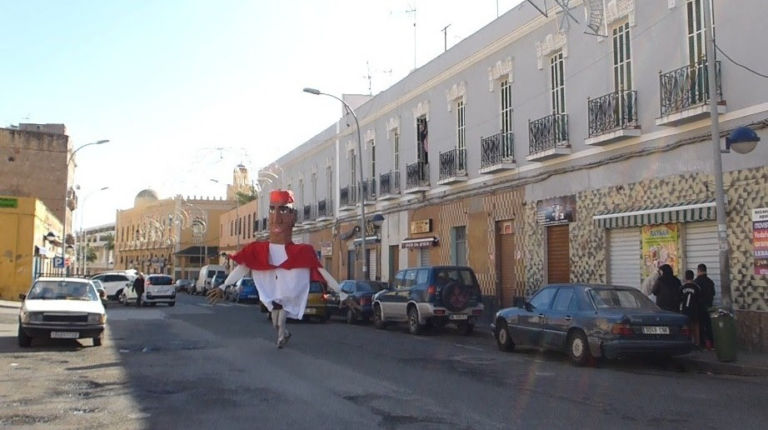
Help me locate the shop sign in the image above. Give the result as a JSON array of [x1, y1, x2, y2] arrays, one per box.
[[538, 196, 576, 226], [401, 237, 438, 249], [641, 224, 680, 278], [753, 208, 768, 275], [321, 241, 333, 256], [0, 197, 18, 208], [410, 219, 432, 234]]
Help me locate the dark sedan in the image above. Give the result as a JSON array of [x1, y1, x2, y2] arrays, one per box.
[[338, 280, 389, 324], [491, 284, 694, 366]]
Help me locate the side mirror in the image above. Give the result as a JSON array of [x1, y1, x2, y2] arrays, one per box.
[[19, 293, 26, 301]]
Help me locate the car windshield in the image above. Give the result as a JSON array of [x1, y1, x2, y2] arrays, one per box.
[[27, 280, 98, 301], [588, 288, 656, 309], [309, 282, 324, 293]]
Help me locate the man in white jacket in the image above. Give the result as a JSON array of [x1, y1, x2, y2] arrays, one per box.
[[208, 190, 325, 348]]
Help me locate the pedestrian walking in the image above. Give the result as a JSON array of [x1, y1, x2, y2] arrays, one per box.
[[133, 272, 145, 307], [694, 263, 716, 349], [208, 190, 328, 349], [680, 270, 701, 346], [652, 264, 682, 312]]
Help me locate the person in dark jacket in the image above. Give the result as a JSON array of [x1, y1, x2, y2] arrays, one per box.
[[133, 272, 145, 307], [680, 270, 701, 346], [695, 263, 716, 349], [652, 264, 682, 312]]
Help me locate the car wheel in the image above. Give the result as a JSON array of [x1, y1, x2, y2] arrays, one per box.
[[346, 309, 356, 325], [373, 305, 386, 330], [495, 319, 515, 352], [568, 330, 593, 366], [93, 335, 103, 347], [17, 325, 31, 347], [457, 321, 475, 336], [407, 306, 423, 335]]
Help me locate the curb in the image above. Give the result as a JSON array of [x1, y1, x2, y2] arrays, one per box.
[[0, 301, 21, 310], [673, 355, 768, 377]]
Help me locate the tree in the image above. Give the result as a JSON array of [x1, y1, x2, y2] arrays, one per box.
[[86, 246, 98, 263], [236, 185, 258, 205], [103, 233, 114, 252]]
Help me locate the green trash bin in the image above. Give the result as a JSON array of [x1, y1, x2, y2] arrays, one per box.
[[710, 308, 738, 362]]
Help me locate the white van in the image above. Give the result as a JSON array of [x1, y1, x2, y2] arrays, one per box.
[[195, 265, 227, 295]]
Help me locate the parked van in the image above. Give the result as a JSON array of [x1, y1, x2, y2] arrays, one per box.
[[195, 265, 227, 295]]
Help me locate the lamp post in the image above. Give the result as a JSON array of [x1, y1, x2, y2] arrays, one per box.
[[62, 139, 109, 275], [303, 87, 368, 279], [80, 186, 109, 276]]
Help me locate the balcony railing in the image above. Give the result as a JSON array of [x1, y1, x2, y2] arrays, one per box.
[[405, 161, 429, 190], [339, 184, 358, 208], [588, 90, 638, 137], [438, 148, 468, 181], [317, 199, 332, 219], [302, 204, 314, 223], [261, 217, 267, 231], [379, 170, 401, 197], [362, 178, 377, 201], [659, 59, 722, 117], [480, 132, 515, 169], [528, 113, 569, 155]]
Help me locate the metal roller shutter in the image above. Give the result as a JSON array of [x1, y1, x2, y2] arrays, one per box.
[[685, 221, 721, 301], [419, 248, 431, 267], [368, 249, 377, 280], [608, 228, 641, 289], [547, 225, 570, 283]]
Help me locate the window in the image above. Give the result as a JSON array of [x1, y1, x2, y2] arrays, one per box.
[[416, 268, 429, 285], [550, 51, 566, 114], [417, 115, 428, 166], [552, 288, 575, 312], [612, 21, 632, 92], [393, 130, 400, 172], [451, 226, 467, 266], [299, 179, 305, 212], [311, 173, 317, 208], [369, 139, 376, 179], [501, 79, 513, 134], [456, 100, 466, 171], [687, 0, 705, 65], [247, 214, 251, 239], [530, 287, 556, 310], [349, 149, 357, 191]]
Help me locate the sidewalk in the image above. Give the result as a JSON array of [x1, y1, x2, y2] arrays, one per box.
[[0, 299, 20, 309], [673, 349, 768, 377]]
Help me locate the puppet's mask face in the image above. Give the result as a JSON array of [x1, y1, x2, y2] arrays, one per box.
[[269, 205, 295, 244]]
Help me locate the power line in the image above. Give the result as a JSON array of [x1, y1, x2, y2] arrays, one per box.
[[715, 43, 768, 79]]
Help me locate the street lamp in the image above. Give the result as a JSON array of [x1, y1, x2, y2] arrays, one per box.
[[303, 87, 368, 279], [62, 139, 109, 275], [80, 186, 109, 276]]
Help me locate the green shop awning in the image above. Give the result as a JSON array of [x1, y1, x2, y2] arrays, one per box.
[[593, 199, 716, 229]]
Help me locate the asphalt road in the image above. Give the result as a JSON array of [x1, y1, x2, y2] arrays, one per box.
[[1, 294, 767, 430]]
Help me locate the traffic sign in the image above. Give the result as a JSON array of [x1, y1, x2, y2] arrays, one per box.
[[53, 256, 64, 268]]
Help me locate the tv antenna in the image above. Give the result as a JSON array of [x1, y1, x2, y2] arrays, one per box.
[[441, 24, 452, 52], [363, 61, 392, 96], [406, 7, 417, 70]]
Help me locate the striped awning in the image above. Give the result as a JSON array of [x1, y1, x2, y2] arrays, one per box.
[[593, 199, 716, 229]]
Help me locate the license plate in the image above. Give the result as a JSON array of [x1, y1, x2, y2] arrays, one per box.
[[305, 308, 316, 314], [449, 314, 468, 320], [642, 326, 669, 335], [50, 331, 79, 339]]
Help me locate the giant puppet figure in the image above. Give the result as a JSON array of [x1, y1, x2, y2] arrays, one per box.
[[208, 189, 325, 348]]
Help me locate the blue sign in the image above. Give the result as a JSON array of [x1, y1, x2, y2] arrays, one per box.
[[53, 256, 64, 268]]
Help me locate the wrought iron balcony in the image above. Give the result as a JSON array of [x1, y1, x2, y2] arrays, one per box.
[[659, 58, 722, 120], [438, 148, 468, 184], [378, 170, 401, 199], [302, 204, 314, 223], [339, 185, 358, 209], [261, 217, 267, 231], [317, 199, 333, 219], [586, 90, 640, 144], [405, 161, 429, 192], [480, 132, 515, 172], [527, 113, 570, 161], [362, 178, 377, 202]]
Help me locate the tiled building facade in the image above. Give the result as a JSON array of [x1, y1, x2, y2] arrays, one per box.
[[219, 1, 768, 350]]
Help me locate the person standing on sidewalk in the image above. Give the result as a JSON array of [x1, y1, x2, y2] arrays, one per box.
[[652, 264, 682, 312], [207, 190, 325, 348], [680, 270, 701, 346], [695, 263, 716, 349]]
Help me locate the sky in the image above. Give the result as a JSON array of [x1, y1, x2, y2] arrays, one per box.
[[1, 0, 525, 230]]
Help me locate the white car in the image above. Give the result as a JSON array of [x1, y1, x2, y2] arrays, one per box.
[[90, 272, 135, 300], [120, 274, 176, 306], [18, 277, 107, 347]]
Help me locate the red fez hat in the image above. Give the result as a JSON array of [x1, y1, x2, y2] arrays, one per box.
[[270, 190, 295, 207]]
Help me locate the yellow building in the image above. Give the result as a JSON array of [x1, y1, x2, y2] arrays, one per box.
[[114, 189, 235, 280], [0, 196, 63, 300]]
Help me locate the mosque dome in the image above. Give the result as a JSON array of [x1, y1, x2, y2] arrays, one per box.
[[134, 189, 159, 207]]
